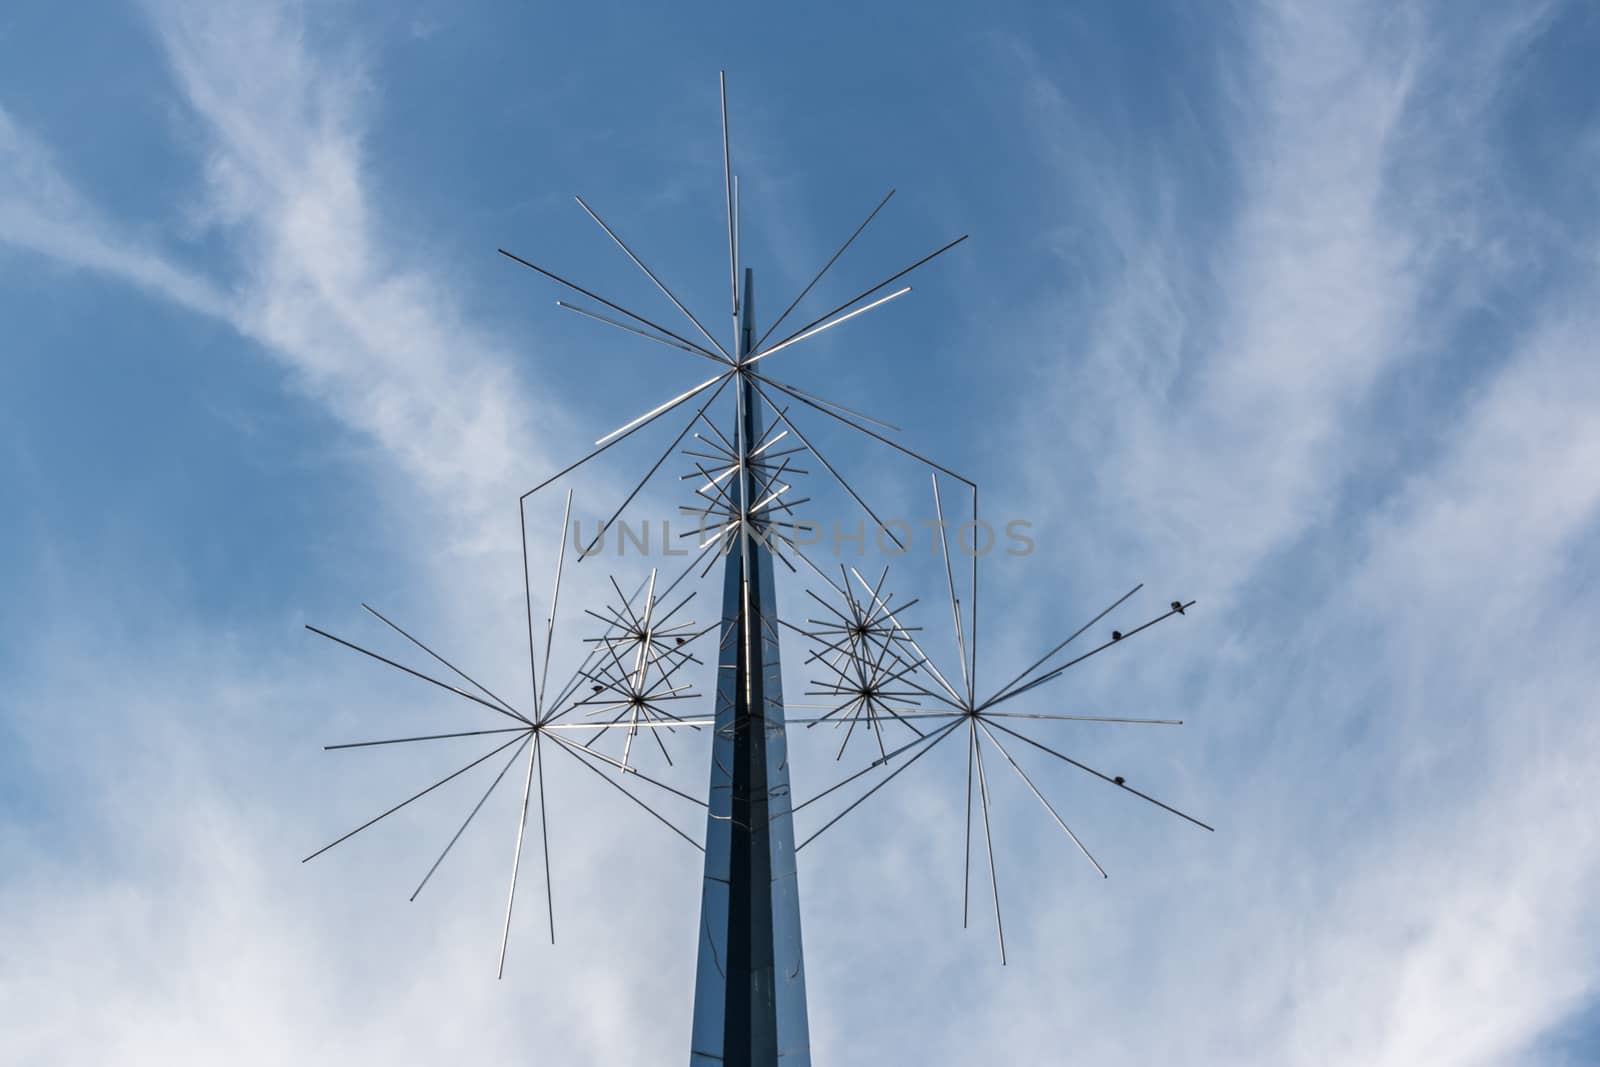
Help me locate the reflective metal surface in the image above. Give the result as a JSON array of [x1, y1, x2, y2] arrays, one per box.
[[691, 270, 812, 1067], [299, 69, 1216, 1064]]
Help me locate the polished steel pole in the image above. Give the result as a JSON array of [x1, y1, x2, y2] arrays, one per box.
[[690, 269, 812, 1066]]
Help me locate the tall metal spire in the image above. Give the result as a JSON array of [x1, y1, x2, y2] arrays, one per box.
[[691, 270, 811, 1065]]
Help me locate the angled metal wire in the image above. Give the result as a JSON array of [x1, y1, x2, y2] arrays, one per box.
[[756, 188, 895, 350]]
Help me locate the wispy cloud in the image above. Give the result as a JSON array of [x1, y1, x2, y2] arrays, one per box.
[[4, 1, 1598, 1064], [3, 1, 560, 554], [0, 104, 233, 320], [1, 2, 691, 1062], [941, 2, 1600, 1063]]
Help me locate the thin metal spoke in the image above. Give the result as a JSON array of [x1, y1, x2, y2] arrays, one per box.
[[303, 732, 529, 863], [758, 376, 973, 486], [581, 376, 733, 556], [549, 733, 704, 851], [983, 712, 1182, 726], [841, 568, 964, 708], [787, 717, 958, 818], [305, 625, 531, 726], [537, 490, 574, 718], [552, 736, 708, 808], [932, 473, 970, 700], [721, 71, 738, 323], [544, 718, 717, 730], [362, 604, 521, 718], [411, 734, 533, 901], [751, 370, 902, 433], [970, 486, 978, 708], [978, 719, 1105, 879], [972, 717, 1006, 965], [520, 497, 541, 715], [558, 300, 729, 367], [325, 726, 529, 751], [757, 234, 967, 357], [518, 368, 733, 503], [596, 367, 734, 447], [757, 188, 895, 350], [963, 717, 974, 929], [743, 287, 911, 367], [535, 729, 555, 944], [982, 718, 1214, 832], [983, 584, 1143, 707], [497, 248, 721, 361], [749, 381, 906, 551], [499, 732, 539, 979], [795, 718, 962, 851], [575, 196, 731, 360], [981, 600, 1196, 710]]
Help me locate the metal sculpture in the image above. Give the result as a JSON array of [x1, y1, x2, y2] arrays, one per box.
[[302, 72, 1211, 1065]]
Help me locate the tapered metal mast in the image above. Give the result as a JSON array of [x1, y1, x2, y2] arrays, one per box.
[[691, 269, 811, 1066]]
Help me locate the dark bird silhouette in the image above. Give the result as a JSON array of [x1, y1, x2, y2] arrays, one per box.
[[1113, 776, 1125, 785], [1171, 600, 1186, 615], [1111, 630, 1123, 641]]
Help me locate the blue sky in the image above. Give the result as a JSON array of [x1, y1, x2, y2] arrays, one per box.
[[4, 1, 1599, 1064]]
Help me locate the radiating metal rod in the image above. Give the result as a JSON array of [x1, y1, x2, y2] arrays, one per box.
[[305, 625, 532, 726], [982, 600, 1196, 710], [983, 583, 1143, 707], [575, 196, 731, 360], [932, 474, 971, 699], [520, 499, 542, 716], [325, 726, 529, 751], [549, 733, 704, 850], [499, 731, 539, 978], [596, 368, 734, 447], [795, 717, 962, 851], [497, 248, 721, 361], [412, 734, 533, 901], [519, 369, 733, 503], [970, 487, 979, 708], [983, 718, 1214, 831], [750, 381, 907, 550], [581, 375, 734, 556], [978, 719, 1106, 879], [756, 188, 895, 350], [839, 581, 965, 709], [558, 301, 730, 367], [743, 286, 911, 367], [721, 71, 738, 322], [751, 370, 903, 433], [303, 732, 528, 863], [555, 736, 708, 808], [544, 717, 717, 731], [537, 490, 574, 718], [963, 718, 974, 928], [758, 234, 967, 357], [759, 377, 973, 487], [535, 731, 555, 944], [982, 712, 1182, 725], [788, 717, 959, 818], [972, 718, 1006, 964], [361, 603, 521, 719]]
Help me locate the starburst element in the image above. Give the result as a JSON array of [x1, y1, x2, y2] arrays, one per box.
[[785, 564, 933, 763], [568, 567, 709, 772], [300, 491, 713, 977], [782, 474, 1214, 964]]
